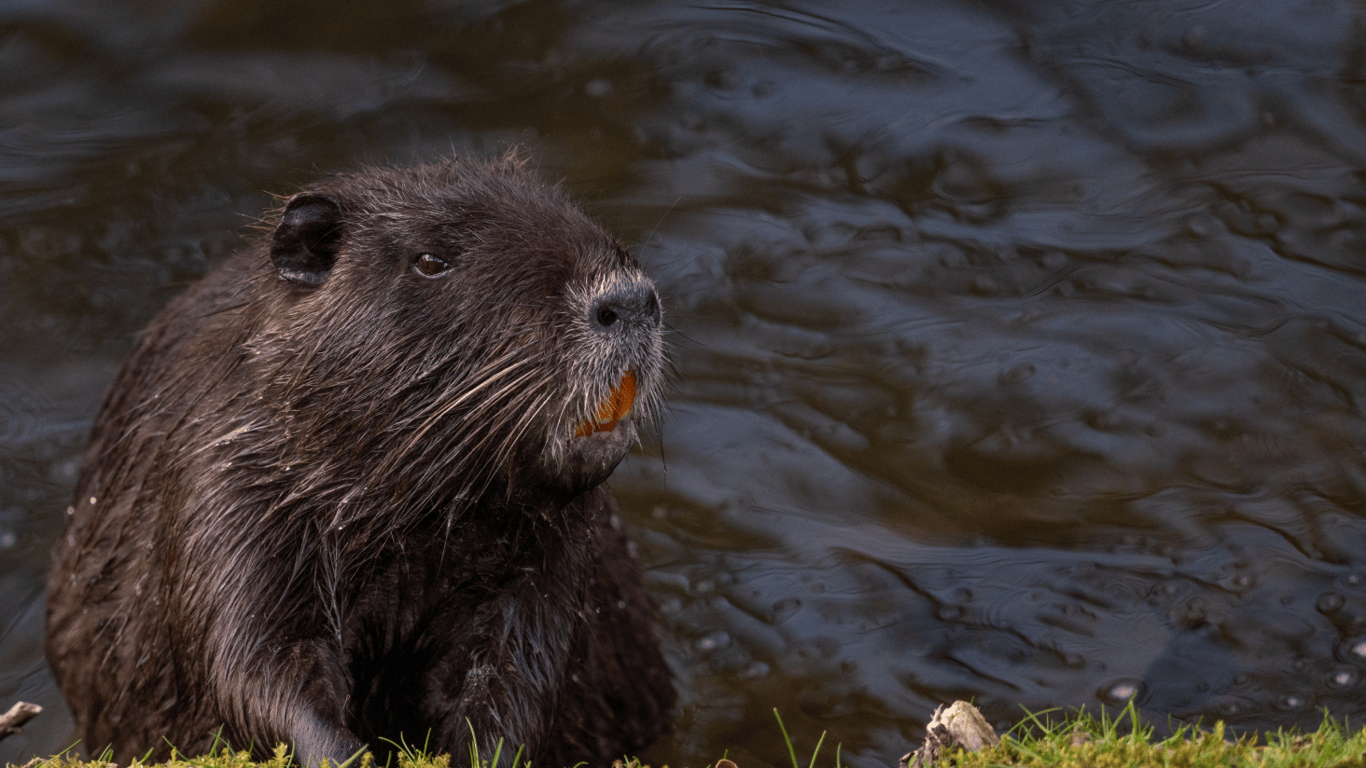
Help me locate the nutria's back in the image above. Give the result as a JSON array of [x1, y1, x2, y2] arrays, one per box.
[[45, 154, 673, 766]]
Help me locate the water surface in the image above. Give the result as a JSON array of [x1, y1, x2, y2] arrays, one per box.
[[2, 1, 1366, 766]]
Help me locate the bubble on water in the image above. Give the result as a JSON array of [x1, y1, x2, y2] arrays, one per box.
[[769, 597, 801, 624], [1327, 667, 1360, 689], [695, 631, 730, 652], [1098, 678, 1145, 705], [739, 661, 770, 679], [658, 597, 682, 617], [1276, 693, 1308, 711], [1317, 592, 1345, 613], [1336, 641, 1364, 667]]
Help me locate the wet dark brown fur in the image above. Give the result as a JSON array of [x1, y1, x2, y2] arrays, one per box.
[[45, 154, 673, 766]]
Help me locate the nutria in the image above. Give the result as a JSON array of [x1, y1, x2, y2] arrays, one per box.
[[45, 154, 674, 767]]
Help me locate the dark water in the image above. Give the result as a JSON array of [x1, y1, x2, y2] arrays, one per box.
[[4, 0, 1366, 765]]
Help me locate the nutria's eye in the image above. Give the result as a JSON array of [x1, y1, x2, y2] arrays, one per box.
[[414, 253, 451, 277]]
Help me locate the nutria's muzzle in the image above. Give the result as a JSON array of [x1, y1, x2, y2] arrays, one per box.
[[565, 415, 637, 491], [561, 369, 639, 492]]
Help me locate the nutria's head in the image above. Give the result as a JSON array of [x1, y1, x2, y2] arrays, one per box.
[[241, 154, 665, 518]]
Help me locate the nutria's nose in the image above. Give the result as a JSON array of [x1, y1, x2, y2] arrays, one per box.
[[590, 284, 661, 332]]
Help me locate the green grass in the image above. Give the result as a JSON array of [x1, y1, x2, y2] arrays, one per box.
[[952, 701, 1366, 768], [12, 704, 1366, 768]]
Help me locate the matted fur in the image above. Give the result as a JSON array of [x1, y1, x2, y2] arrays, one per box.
[[45, 153, 673, 766]]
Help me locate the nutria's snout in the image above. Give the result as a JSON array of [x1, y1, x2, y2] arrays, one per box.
[[589, 283, 662, 333], [559, 269, 665, 492]]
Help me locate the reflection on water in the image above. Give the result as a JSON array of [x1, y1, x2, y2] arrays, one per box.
[[3, 0, 1366, 766]]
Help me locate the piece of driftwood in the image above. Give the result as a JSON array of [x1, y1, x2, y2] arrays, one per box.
[[899, 701, 999, 768], [0, 701, 41, 740]]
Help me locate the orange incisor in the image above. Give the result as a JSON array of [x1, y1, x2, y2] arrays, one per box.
[[575, 370, 636, 437]]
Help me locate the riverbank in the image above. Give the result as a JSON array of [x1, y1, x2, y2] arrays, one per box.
[[11, 702, 1366, 768]]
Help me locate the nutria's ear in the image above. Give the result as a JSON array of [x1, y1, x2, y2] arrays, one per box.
[[270, 193, 344, 286]]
